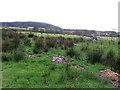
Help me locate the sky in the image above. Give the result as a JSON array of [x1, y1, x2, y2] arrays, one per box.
[[0, 0, 119, 31]]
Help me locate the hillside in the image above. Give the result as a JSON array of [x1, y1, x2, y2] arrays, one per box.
[[1, 21, 62, 31]]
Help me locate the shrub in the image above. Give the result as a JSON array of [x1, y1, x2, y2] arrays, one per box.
[[53, 37, 64, 48], [106, 49, 117, 67], [118, 40, 120, 45], [11, 37, 20, 48], [87, 48, 103, 64], [2, 30, 19, 40], [19, 33, 26, 39], [101, 49, 115, 66], [115, 55, 120, 73], [63, 39, 74, 49], [2, 30, 20, 52], [13, 49, 25, 61], [74, 37, 85, 43], [66, 48, 75, 57], [33, 35, 38, 41], [45, 39, 56, 48], [2, 52, 13, 61], [2, 38, 20, 52], [33, 48, 39, 54], [23, 38, 31, 47], [28, 33, 34, 38], [33, 38, 44, 54], [66, 48, 80, 59], [100, 49, 119, 72], [2, 40, 12, 52], [81, 45, 88, 51]]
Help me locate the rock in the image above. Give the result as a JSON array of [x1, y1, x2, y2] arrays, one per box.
[[113, 80, 120, 88], [51, 59, 56, 62], [73, 65, 84, 70], [26, 53, 36, 58], [51, 55, 68, 64]]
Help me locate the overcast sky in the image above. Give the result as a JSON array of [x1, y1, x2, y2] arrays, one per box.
[[0, 0, 119, 31]]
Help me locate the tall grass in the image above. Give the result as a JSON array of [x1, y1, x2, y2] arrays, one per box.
[[2, 29, 117, 88], [2, 29, 119, 73], [75, 40, 119, 73]]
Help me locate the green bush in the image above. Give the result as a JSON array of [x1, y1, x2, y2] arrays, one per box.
[[81, 45, 88, 51], [73, 37, 85, 43], [13, 49, 25, 61], [2, 38, 20, 52], [2, 40, 12, 52], [106, 49, 117, 67], [33, 38, 44, 54], [19, 33, 26, 39], [115, 55, 120, 73], [2, 52, 13, 61], [2, 30, 18, 39], [11, 38, 20, 48], [33, 35, 39, 41], [66, 48, 80, 59], [23, 38, 31, 47], [2, 30, 21, 52], [45, 39, 56, 48], [28, 33, 34, 38], [63, 39, 74, 49], [87, 49, 103, 64]]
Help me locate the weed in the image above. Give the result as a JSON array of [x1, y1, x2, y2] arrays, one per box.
[[87, 48, 103, 64], [13, 48, 25, 61], [2, 52, 13, 61]]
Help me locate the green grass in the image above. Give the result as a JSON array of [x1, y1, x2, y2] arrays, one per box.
[[20, 31, 90, 39], [2, 48, 114, 88], [2, 30, 119, 88]]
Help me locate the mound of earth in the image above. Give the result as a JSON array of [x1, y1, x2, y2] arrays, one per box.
[[50, 55, 119, 88], [99, 69, 120, 88]]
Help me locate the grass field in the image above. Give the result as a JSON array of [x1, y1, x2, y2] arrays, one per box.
[[20, 31, 85, 39], [2, 29, 119, 88], [2, 48, 113, 88]]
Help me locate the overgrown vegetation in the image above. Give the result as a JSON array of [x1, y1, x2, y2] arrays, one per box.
[[2, 29, 119, 88]]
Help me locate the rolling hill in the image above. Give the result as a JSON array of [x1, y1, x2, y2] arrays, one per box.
[[1, 21, 62, 31]]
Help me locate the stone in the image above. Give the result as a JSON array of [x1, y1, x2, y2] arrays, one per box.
[[26, 53, 36, 58], [73, 65, 84, 70], [51, 55, 68, 64]]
